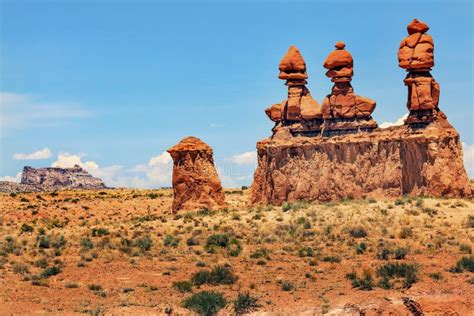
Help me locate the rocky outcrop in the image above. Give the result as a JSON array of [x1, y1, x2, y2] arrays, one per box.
[[321, 42, 377, 135], [265, 45, 323, 137], [21, 165, 105, 190], [398, 19, 440, 126], [167, 136, 225, 212], [251, 120, 472, 205], [0, 181, 41, 193]]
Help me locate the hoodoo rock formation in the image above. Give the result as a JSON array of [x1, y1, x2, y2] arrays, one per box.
[[168, 136, 225, 212], [251, 20, 472, 205], [265, 45, 323, 138], [321, 42, 377, 135], [398, 19, 441, 126], [0, 165, 106, 193]]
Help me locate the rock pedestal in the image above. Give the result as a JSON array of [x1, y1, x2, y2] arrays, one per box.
[[167, 136, 225, 212], [398, 19, 440, 127], [251, 120, 472, 205], [265, 45, 323, 137], [321, 42, 377, 136]]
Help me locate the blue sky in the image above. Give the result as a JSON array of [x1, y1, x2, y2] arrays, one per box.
[[1, 0, 473, 187]]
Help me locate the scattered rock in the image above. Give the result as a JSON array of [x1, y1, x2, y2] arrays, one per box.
[[167, 136, 225, 212]]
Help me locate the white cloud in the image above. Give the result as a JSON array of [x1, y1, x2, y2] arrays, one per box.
[[0, 91, 90, 131], [0, 172, 21, 183], [227, 151, 257, 165], [13, 148, 52, 160], [130, 152, 173, 188], [463, 142, 474, 179], [379, 113, 408, 129]]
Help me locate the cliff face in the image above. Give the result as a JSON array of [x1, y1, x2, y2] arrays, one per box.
[[251, 120, 471, 205], [20, 165, 105, 190]]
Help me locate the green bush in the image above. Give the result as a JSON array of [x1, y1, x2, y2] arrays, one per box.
[[80, 237, 93, 250], [181, 291, 226, 316], [394, 247, 409, 260], [322, 256, 341, 263], [280, 281, 293, 291], [346, 270, 374, 290], [250, 248, 271, 260], [298, 246, 313, 257], [41, 266, 61, 278], [173, 281, 193, 293], [376, 262, 418, 289], [20, 223, 34, 233], [347, 226, 367, 238], [356, 242, 367, 254], [192, 265, 237, 286], [205, 234, 229, 252], [135, 235, 152, 251], [450, 256, 474, 273], [233, 292, 260, 315], [91, 228, 109, 237]]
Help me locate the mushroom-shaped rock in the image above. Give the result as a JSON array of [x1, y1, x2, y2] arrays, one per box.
[[323, 41, 353, 72], [407, 19, 429, 35], [278, 45, 308, 80], [398, 19, 434, 70], [167, 137, 225, 212]]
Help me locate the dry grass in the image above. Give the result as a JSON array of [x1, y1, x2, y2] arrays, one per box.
[[0, 189, 473, 314]]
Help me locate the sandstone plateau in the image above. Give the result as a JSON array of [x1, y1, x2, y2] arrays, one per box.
[[168, 136, 225, 212], [0, 165, 105, 193], [251, 19, 472, 205]]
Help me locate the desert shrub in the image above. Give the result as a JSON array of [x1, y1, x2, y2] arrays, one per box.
[[399, 227, 413, 239], [298, 246, 314, 257], [346, 270, 374, 290], [20, 197, 29, 203], [20, 223, 34, 233], [65, 282, 79, 288], [41, 266, 61, 278], [356, 242, 367, 254], [0, 236, 21, 256], [91, 228, 109, 237], [450, 256, 474, 273], [233, 292, 260, 315], [12, 262, 30, 274], [52, 235, 67, 249], [205, 234, 229, 252], [37, 235, 51, 249], [250, 248, 271, 260], [282, 201, 308, 212], [135, 235, 152, 251], [280, 281, 294, 291], [80, 237, 93, 250], [428, 272, 442, 280], [322, 256, 341, 263], [147, 192, 161, 199], [88, 284, 103, 291], [376, 262, 418, 289], [186, 236, 200, 246], [227, 238, 242, 257], [173, 281, 193, 293], [192, 265, 237, 286], [467, 215, 474, 228], [394, 247, 409, 260], [347, 226, 367, 238], [181, 291, 226, 316], [459, 244, 472, 254], [34, 258, 48, 268]]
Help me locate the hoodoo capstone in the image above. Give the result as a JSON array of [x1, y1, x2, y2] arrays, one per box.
[[398, 19, 441, 126], [265, 45, 323, 138], [250, 20, 472, 205], [168, 136, 225, 212], [321, 42, 377, 135]]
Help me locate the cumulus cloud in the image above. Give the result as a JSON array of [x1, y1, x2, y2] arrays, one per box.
[[462, 142, 474, 179], [0, 91, 89, 131], [0, 172, 21, 183], [13, 148, 52, 160], [379, 113, 408, 129], [131, 152, 173, 188], [227, 151, 257, 165]]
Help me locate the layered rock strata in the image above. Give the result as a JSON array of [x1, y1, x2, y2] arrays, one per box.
[[398, 19, 440, 127], [251, 120, 472, 205], [321, 42, 377, 136], [168, 136, 225, 212], [265, 45, 323, 137], [19, 165, 105, 191]]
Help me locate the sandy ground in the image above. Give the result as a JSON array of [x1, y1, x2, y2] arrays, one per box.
[[0, 188, 473, 315]]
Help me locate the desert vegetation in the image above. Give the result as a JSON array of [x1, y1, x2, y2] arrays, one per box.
[[0, 189, 473, 314]]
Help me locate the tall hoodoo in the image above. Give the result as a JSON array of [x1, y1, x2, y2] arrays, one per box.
[[321, 42, 377, 135], [398, 19, 441, 126], [167, 136, 225, 212], [265, 45, 322, 138]]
